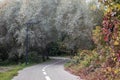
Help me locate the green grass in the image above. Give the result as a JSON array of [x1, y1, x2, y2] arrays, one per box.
[[0, 55, 50, 80], [0, 63, 34, 80]]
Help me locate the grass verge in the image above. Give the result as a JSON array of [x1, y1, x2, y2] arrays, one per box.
[[0, 63, 34, 80]]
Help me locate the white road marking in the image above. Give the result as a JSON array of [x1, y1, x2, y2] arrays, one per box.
[[42, 60, 65, 80], [45, 76, 51, 80], [42, 65, 49, 72], [43, 72, 47, 75]]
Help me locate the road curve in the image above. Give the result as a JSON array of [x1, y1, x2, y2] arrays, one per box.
[[12, 57, 81, 80]]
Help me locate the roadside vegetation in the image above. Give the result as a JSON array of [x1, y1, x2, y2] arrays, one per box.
[[0, 63, 35, 80], [66, 0, 120, 80], [0, 64, 26, 80], [0, 59, 44, 80]]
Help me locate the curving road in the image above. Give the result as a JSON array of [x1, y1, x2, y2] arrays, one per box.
[[12, 57, 81, 80]]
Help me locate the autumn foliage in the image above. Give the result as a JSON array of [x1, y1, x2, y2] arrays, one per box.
[[101, 0, 120, 59], [66, 0, 120, 80]]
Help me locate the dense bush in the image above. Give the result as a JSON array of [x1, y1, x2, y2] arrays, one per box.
[[66, 0, 120, 80]]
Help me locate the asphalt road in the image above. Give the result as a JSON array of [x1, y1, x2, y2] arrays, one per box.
[[12, 57, 81, 80]]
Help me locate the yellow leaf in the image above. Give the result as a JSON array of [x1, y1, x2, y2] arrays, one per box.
[[113, 57, 117, 61], [114, 69, 119, 74], [114, 41, 119, 46]]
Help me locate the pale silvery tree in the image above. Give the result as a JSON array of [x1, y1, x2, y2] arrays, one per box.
[[17, 0, 56, 59], [0, 0, 101, 61], [55, 0, 94, 50], [0, 0, 22, 60], [19, 0, 95, 51]]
